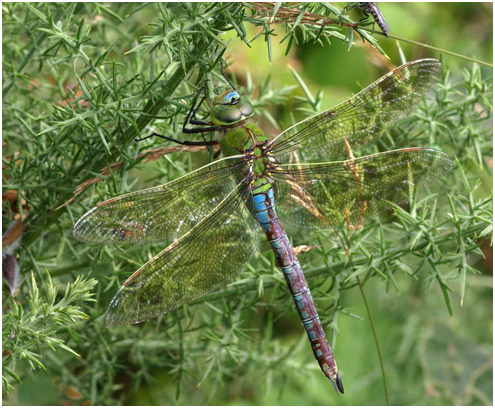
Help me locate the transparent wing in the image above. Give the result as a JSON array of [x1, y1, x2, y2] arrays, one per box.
[[268, 59, 443, 163], [271, 148, 452, 230], [105, 180, 260, 326], [73, 156, 246, 245]]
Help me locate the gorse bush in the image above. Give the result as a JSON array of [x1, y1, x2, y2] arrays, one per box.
[[2, 3, 492, 405]]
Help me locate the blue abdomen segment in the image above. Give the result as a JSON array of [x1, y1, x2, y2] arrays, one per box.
[[252, 186, 277, 227], [250, 183, 343, 393]]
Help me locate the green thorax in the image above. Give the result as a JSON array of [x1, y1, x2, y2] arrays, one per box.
[[220, 121, 271, 189], [219, 121, 267, 157]]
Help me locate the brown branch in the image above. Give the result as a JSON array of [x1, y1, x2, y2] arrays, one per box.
[[57, 145, 212, 210], [248, 2, 358, 30]]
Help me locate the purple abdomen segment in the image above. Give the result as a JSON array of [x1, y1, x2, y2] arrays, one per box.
[[251, 183, 344, 394]]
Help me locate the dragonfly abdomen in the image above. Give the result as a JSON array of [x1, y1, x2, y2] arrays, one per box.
[[251, 182, 344, 394]]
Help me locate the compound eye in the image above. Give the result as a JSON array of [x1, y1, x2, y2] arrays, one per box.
[[238, 96, 253, 117], [223, 91, 240, 105], [214, 105, 242, 124]]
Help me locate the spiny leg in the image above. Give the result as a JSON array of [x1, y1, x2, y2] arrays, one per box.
[[137, 82, 220, 144]]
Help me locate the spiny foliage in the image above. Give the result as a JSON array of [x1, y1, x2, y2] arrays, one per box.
[[2, 2, 492, 405]]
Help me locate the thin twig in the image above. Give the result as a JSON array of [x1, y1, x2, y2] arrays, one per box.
[[56, 145, 211, 210], [337, 230, 390, 404], [388, 34, 493, 68], [357, 275, 390, 405]]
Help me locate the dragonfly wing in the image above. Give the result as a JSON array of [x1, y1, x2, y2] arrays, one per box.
[[73, 156, 246, 245], [105, 180, 260, 326], [268, 59, 443, 162], [271, 148, 452, 230]]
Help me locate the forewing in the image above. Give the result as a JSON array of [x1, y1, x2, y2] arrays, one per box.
[[269, 59, 443, 162], [271, 149, 452, 230], [73, 156, 246, 245], [105, 180, 260, 326]]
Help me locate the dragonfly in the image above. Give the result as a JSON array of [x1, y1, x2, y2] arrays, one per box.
[[344, 2, 390, 38], [73, 58, 452, 394]]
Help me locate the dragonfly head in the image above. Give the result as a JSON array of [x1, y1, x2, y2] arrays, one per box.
[[211, 90, 254, 126]]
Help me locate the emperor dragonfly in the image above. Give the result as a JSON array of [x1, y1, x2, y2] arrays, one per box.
[[73, 59, 452, 393]]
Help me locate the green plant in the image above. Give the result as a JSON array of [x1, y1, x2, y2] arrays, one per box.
[[3, 3, 492, 405]]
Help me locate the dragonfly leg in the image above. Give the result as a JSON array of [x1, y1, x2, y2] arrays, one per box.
[[135, 133, 219, 146], [183, 84, 210, 129], [213, 148, 222, 159], [356, 12, 374, 30], [182, 82, 223, 134], [141, 62, 238, 140], [137, 81, 221, 143]]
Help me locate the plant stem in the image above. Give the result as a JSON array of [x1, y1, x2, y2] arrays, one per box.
[[389, 33, 493, 68], [361, 28, 493, 68], [357, 276, 390, 405], [338, 228, 390, 404]]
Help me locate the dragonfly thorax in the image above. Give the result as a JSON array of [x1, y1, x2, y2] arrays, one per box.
[[248, 145, 271, 177], [219, 121, 268, 156], [219, 120, 274, 182]]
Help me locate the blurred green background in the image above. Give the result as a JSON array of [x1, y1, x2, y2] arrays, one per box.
[[2, 2, 492, 406]]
